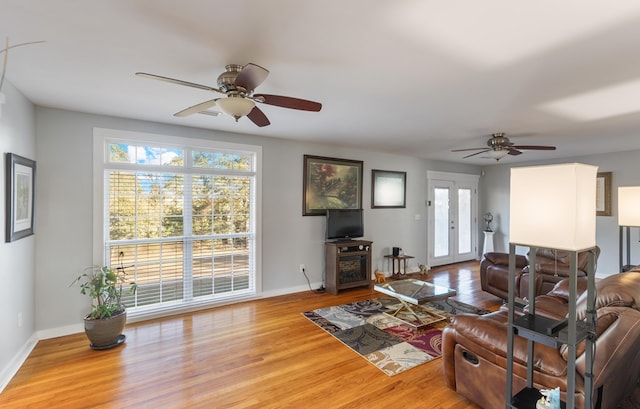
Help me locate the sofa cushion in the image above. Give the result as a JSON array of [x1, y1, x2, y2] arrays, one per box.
[[537, 248, 568, 262], [576, 272, 640, 319], [546, 277, 589, 301], [559, 307, 618, 361], [528, 294, 569, 320], [483, 252, 527, 267]]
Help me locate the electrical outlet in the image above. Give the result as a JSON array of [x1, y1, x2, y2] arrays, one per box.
[[17, 312, 23, 328], [299, 264, 306, 274]]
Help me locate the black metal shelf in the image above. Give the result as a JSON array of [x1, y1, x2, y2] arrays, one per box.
[[506, 245, 596, 409], [511, 387, 567, 409], [513, 314, 589, 347]]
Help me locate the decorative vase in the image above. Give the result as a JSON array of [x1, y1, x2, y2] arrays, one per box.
[[83, 309, 127, 350]]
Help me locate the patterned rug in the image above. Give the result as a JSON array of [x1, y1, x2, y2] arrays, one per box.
[[302, 297, 490, 376]]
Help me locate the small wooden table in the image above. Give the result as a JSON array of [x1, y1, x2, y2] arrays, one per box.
[[384, 254, 414, 276]]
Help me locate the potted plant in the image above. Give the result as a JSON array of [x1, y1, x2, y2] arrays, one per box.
[[71, 251, 136, 350]]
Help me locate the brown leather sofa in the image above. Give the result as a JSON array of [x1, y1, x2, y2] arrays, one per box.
[[442, 271, 640, 409], [480, 247, 600, 300]]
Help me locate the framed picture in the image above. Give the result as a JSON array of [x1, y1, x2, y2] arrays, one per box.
[[6, 153, 36, 242], [372, 169, 406, 208], [303, 155, 363, 216], [596, 171, 612, 216]]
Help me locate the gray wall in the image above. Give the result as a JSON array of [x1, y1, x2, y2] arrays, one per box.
[[34, 107, 480, 337], [479, 151, 640, 277], [0, 81, 37, 389]]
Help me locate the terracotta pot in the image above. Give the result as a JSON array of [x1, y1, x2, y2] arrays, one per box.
[[83, 309, 127, 349]]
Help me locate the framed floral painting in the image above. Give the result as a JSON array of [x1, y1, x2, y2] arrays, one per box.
[[5, 153, 36, 242], [303, 155, 363, 216]]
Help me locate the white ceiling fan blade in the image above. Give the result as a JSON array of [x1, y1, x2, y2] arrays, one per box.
[[136, 72, 223, 94], [463, 149, 490, 158], [452, 147, 486, 152], [197, 111, 220, 117], [174, 99, 219, 117]]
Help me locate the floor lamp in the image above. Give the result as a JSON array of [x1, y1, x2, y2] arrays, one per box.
[[618, 186, 640, 272], [506, 163, 597, 409]]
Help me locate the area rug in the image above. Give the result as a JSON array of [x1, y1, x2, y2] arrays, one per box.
[[302, 297, 489, 376]]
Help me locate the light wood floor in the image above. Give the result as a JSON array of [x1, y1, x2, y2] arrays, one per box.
[[1, 261, 502, 409]]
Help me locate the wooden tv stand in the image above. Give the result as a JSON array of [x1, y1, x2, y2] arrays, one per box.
[[325, 240, 372, 295]]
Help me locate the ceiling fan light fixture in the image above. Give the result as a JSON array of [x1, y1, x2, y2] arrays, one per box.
[[216, 95, 255, 121], [138, 63, 321, 127], [488, 149, 509, 160]]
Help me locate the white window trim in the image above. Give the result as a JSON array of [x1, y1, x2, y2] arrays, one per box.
[[93, 128, 262, 321]]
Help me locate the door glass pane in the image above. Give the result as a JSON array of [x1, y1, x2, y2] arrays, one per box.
[[458, 188, 471, 254], [434, 187, 450, 258]]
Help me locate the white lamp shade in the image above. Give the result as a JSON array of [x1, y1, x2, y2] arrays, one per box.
[[509, 163, 597, 251], [618, 186, 640, 227]]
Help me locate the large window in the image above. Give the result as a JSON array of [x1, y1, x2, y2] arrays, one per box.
[[94, 129, 261, 318]]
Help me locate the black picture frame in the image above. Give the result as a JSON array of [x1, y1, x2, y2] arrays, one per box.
[[6, 153, 36, 242], [303, 155, 363, 216], [596, 171, 612, 216], [371, 169, 406, 208]]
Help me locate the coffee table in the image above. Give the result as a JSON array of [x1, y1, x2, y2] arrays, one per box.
[[374, 278, 457, 328]]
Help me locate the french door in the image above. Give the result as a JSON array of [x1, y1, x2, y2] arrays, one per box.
[[427, 171, 479, 267]]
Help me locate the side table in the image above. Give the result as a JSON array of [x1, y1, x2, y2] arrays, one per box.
[[384, 254, 414, 276]]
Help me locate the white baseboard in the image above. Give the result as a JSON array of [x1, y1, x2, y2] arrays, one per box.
[[0, 333, 38, 393], [37, 323, 84, 340], [259, 282, 324, 299]]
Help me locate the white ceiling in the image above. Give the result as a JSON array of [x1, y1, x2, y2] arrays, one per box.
[[2, 0, 640, 165]]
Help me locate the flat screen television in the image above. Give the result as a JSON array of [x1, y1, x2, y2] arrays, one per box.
[[326, 209, 364, 241]]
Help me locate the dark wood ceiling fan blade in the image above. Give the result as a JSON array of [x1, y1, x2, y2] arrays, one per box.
[[463, 149, 490, 158], [247, 106, 271, 127], [512, 145, 556, 150], [136, 72, 222, 93], [235, 63, 269, 92], [174, 99, 219, 117], [254, 94, 322, 111], [508, 148, 523, 156]]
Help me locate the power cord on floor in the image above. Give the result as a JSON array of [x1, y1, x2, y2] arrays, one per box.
[[302, 267, 325, 294]]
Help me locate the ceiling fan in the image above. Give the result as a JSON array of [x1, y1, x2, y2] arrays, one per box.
[[136, 63, 322, 127], [452, 132, 556, 161]]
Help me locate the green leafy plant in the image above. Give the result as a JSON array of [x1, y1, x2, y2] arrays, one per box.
[[70, 252, 137, 319]]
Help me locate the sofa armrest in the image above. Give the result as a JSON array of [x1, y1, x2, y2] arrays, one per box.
[[446, 312, 567, 377], [555, 307, 640, 408], [442, 325, 458, 389], [579, 308, 640, 398]]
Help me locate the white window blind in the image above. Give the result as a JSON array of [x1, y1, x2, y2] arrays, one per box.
[[94, 129, 260, 319]]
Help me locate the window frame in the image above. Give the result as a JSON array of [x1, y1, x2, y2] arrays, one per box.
[[93, 128, 262, 320]]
